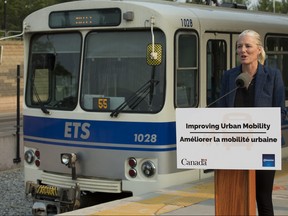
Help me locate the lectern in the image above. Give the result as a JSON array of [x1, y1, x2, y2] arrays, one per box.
[[215, 170, 256, 215], [176, 107, 281, 215]]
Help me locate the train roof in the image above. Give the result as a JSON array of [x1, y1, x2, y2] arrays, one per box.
[[24, 0, 288, 34]]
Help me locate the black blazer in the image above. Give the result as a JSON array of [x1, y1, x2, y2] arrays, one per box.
[[218, 63, 286, 123]]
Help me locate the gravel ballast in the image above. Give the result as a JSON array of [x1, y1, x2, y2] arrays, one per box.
[[0, 168, 33, 216]]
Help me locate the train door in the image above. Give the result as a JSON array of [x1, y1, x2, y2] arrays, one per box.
[[264, 34, 288, 149], [203, 33, 230, 107], [175, 31, 199, 108], [265, 34, 288, 107]]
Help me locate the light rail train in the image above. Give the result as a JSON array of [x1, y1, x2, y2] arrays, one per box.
[[22, 0, 288, 214]]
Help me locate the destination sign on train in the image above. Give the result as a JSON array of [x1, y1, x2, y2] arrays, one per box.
[[49, 8, 121, 28]]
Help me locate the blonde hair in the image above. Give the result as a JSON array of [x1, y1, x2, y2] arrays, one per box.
[[238, 30, 266, 65]]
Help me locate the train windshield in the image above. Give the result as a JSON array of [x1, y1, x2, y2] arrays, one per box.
[[26, 33, 81, 111], [80, 30, 166, 114]]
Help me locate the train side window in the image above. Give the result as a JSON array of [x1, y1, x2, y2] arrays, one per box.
[[175, 32, 198, 107], [265, 36, 288, 100], [206, 40, 227, 107]]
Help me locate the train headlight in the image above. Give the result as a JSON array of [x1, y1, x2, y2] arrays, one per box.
[[61, 153, 78, 180], [141, 161, 156, 177], [24, 150, 35, 164], [61, 153, 77, 167], [61, 154, 70, 166]]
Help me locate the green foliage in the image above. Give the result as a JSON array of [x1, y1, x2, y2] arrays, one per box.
[[280, 0, 288, 13], [0, 0, 73, 32], [258, 0, 288, 13]]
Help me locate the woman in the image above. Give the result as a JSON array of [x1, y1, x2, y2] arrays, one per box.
[[218, 29, 286, 216]]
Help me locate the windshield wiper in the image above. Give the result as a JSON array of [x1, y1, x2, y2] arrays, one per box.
[[32, 84, 50, 114], [110, 79, 159, 118], [31, 71, 50, 115]]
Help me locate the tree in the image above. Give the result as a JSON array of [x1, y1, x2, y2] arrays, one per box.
[[281, 0, 288, 13], [0, 0, 73, 32], [258, 0, 288, 13], [258, 0, 272, 11]]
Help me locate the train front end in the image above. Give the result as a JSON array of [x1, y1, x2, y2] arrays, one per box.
[[22, 1, 188, 215]]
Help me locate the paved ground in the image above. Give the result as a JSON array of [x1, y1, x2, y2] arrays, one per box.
[[61, 158, 288, 216]]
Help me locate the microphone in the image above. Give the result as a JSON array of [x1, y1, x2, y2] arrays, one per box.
[[206, 72, 252, 107], [235, 72, 252, 89]]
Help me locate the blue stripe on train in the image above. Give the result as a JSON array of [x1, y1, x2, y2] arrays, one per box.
[[23, 116, 176, 146], [24, 137, 177, 151]]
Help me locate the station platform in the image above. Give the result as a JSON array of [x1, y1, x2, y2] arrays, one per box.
[[61, 158, 288, 215]]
